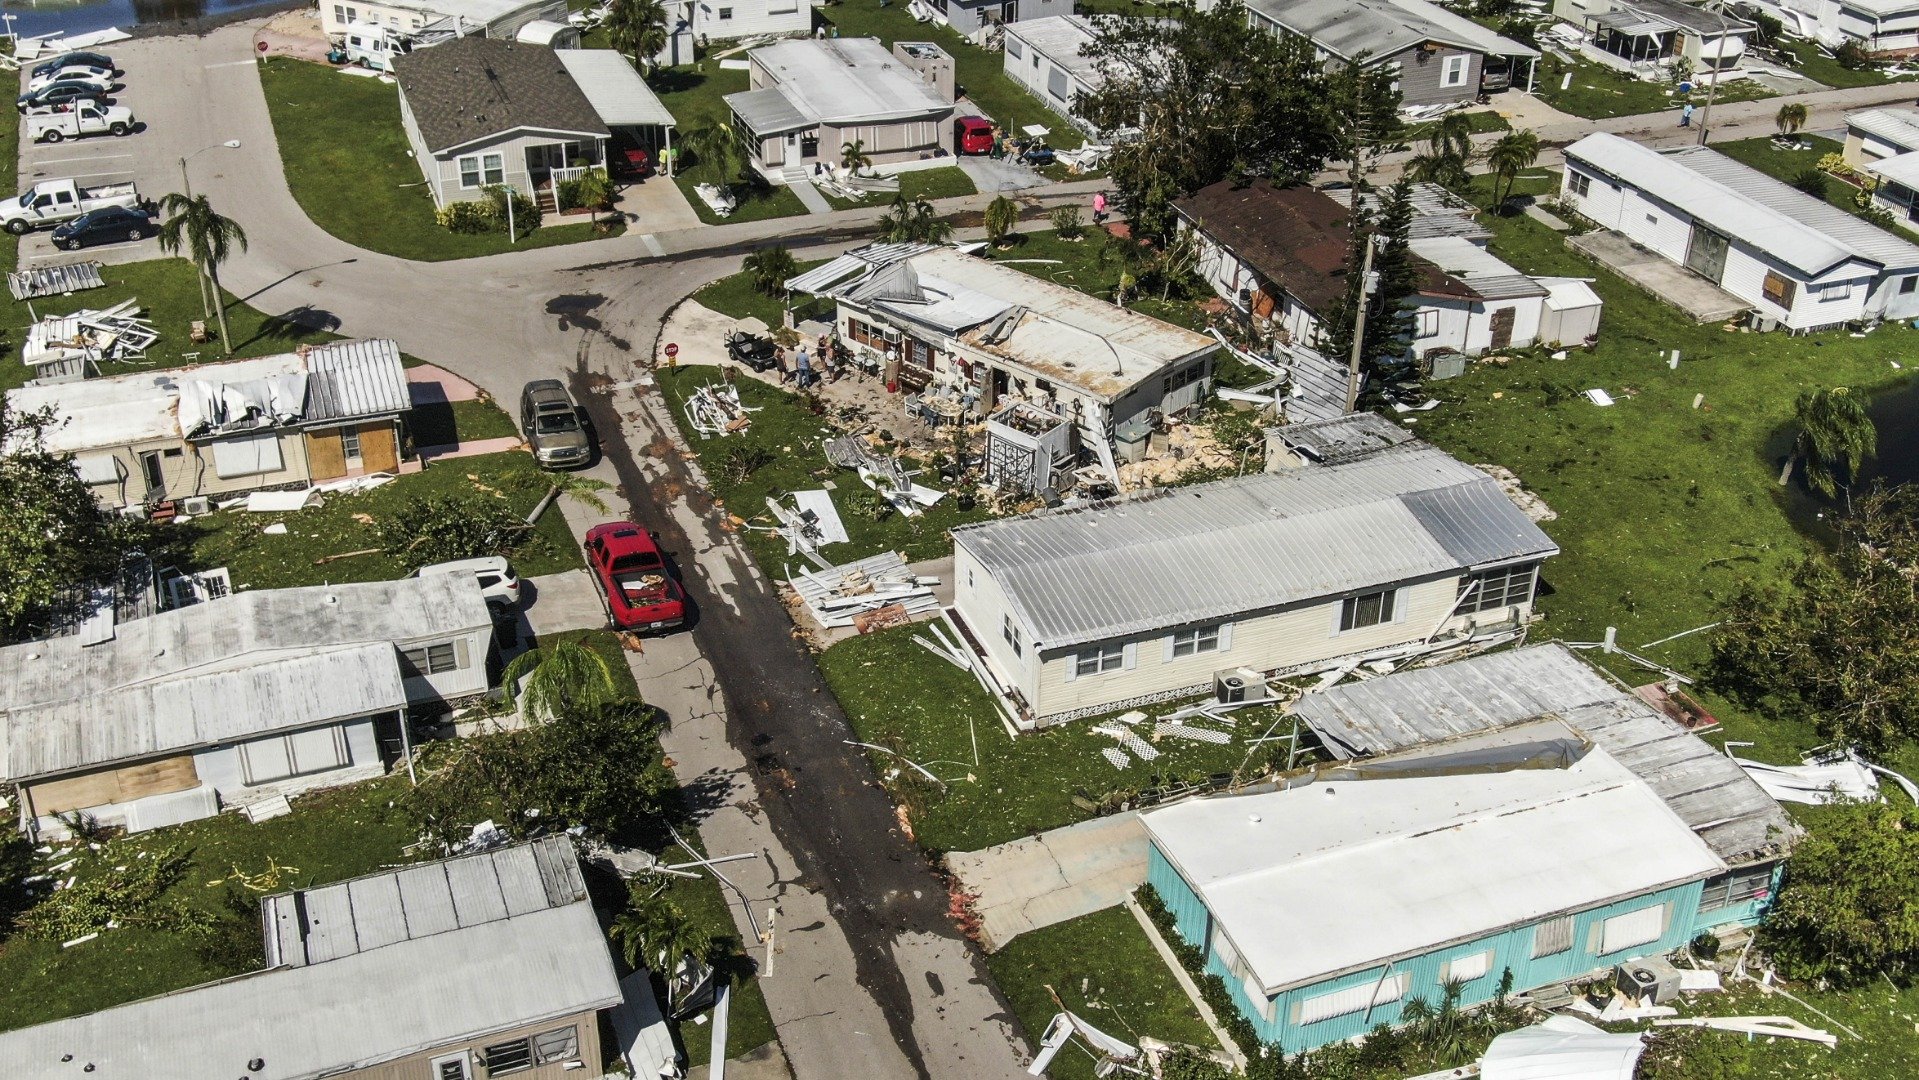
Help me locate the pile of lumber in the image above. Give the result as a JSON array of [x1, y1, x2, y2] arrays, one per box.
[[787, 551, 939, 630]]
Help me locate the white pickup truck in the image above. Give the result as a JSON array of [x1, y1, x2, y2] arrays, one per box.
[[26, 103, 136, 144], [0, 178, 142, 235]]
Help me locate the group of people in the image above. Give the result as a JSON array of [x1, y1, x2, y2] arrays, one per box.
[[775, 333, 847, 389]]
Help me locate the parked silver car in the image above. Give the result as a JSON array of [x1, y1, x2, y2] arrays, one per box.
[[520, 379, 590, 468]]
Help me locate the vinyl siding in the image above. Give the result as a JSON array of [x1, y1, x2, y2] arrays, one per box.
[[82, 429, 314, 509], [344, 1008, 605, 1080], [1002, 31, 1099, 134], [952, 544, 1039, 707], [1415, 295, 1544, 356], [398, 627, 495, 704], [1393, 46, 1484, 108], [695, 0, 813, 40]]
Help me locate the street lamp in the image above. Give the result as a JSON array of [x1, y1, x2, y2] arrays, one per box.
[[178, 139, 242, 199]]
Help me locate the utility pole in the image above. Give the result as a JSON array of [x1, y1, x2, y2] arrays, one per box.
[[1343, 238, 1377, 414], [1696, 4, 1731, 145]]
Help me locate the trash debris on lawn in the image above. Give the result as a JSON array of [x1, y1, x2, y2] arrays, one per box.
[[315, 473, 396, 495], [684, 383, 758, 437], [241, 794, 293, 824], [1735, 747, 1919, 805], [22, 298, 158, 381], [1155, 722, 1232, 745], [787, 550, 939, 629], [8, 261, 105, 300], [1029, 1010, 1140, 1076], [814, 168, 900, 201], [765, 490, 849, 564], [823, 433, 946, 515], [694, 183, 736, 217], [1100, 747, 1130, 769], [1054, 144, 1113, 172], [1650, 1016, 1837, 1048], [914, 621, 973, 670], [245, 489, 324, 513], [1585, 388, 1616, 406]]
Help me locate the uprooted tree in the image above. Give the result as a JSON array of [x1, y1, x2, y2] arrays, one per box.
[[372, 492, 540, 571], [1709, 484, 1919, 752], [1762, 798, 1919, 986]]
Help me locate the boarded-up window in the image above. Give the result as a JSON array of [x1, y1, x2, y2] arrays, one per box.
[[211, 433, 285, 478], [1596, 904, 1667, 955], [1296, 972, 1409, 1025], [1532, 914, 1574, 958], [1047, 67, 1069, 100], [1761, 271, 1796, 309]]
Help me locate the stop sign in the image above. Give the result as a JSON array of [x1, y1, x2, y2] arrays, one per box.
[[664, 342, 679, 359]]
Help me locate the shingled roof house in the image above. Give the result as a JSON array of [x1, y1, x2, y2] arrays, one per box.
[[394, 37, 609, 210]]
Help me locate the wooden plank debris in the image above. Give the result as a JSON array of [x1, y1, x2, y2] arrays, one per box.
[[788, 551, 938, 629]]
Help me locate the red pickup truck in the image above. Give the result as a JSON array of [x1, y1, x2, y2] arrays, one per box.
[[584, 522, 685, 632]]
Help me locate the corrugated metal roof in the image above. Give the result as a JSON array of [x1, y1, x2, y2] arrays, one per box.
[[1610, 0, 1754, 35], [303, 339, 410, 423], [1867, 149, 1919, 188], [1409, 236, 1549, 301], [727, 87, 811, 135], [724, 38, 952, 134], [557, 48, 676, 128], [5, 642, 405, 780], [1592, 10, 1672, 35], [1142, 726, 1723, 994], [1246, 0, 1538, 63], [1288, 643, 1802, 865], [954, 427, 1557, 648], [1565, 133, 1919, 276], [0, 576, 492, 781], [0, 841, 620, 1080], [265, 838, 587, 967], [1847, 106, 1919, 153]]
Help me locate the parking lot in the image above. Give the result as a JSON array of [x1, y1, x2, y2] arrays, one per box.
[[16, 41, 248, 268]]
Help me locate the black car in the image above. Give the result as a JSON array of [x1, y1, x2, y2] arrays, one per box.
[[51, 206, 154, 251], [17, 81, 107, 113], [30, 51, 113, 81], [725, 330, 780, 372]]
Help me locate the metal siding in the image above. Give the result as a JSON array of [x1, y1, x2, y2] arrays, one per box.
[[1147, 842, 1212, 947]]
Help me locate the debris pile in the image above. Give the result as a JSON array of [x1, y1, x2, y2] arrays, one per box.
[[787, 551, 939, 630], [8, 261, 106, 300], [23, 298, 158, 381], [684, 383, 757, 437]]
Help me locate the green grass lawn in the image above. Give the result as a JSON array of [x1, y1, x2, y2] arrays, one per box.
[[0, 777, 417, 1032], [690, 259, 825, 327], [1714, 135, 1891, 228], [257, 58, 622, 260], [654, 367, 994, 568], [820, 624, 1280, 854], [1405, 108, 1511, 143], [184, 450, 583, 590], [822, 165, 979, 210], [1533, 53, 1774, 120], [987, 905, 1220, 1080], [1773, 37, 1908, 89]]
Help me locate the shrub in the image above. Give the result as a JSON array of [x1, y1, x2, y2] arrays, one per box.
[[1050, 205, 1085, 239], [555, 176, 586, 212], [1790, 167, 1830, 199], [1817, 152, 1853, 178], [484, 185, 540, 232], [436, 200, 494, 234], [1835, 40, 1874, 70], [1860, 202, 1898, 229]]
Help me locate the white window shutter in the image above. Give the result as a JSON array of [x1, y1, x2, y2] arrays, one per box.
[[1218, 622, 1234, 651], [1162, 636, 1176, 663], [1330, 602, 1344, 638], [1122, 642, 1137, 670], [1392, 587, 1408, 623], [1063, 655, 1077, 683]]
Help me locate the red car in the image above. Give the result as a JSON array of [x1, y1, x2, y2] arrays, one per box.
[[584, 522, 685, 632], [955, 116, 995, 156]]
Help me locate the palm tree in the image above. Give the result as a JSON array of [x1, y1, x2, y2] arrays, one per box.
[[984, 195, 1019, 247], [743, 244, 799, 298], [611, 892, 716, 991], [1779, 386, 1877, 498], [157, 192, 248, 355], [606, 0, 669, 73], [1485, 129, 1541, 211], [840, 138, 871, 174], [878, 196, 952, 244], [681, 118, 746, 191], [1427, 111, 1475, 163], [1406, 151, 1473, 192], [574, 167, 615, 230], [1776, 101, 1810, 142], [501, 639, 620, 723]]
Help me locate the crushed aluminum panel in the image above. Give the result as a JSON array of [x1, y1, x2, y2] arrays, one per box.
[[791, 489, 852, 546], [612, 969, 683, 1078], [8, 261, 105, 300]]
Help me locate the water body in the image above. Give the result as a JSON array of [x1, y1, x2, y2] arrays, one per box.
[[1, 0, 282, 42], [1779, 374, 1919, 540]]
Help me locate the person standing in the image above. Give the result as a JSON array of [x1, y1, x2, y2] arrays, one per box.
[[1681, 101, 1695, 128], [1093, 191, 1108, 224], [795, 346, 813, 389]]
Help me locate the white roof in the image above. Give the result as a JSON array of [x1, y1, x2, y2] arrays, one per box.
[[1846, 107, 1919, 153], [1867, 150, 1919, 188], [729, 38, 951, 129], [0, 840, 622, 1080], [1409, 236, 1547, 300], [1005, 15, 1107, 83], [1564, 132, 1919, 277], [8, 339, 407, 455], [385, 0, 541, 24], [1142, 724, 1725, 994], [1480, 1016, 1646, 1080], [1540, 276, 1604, 312], [556, 48, 675, 128]]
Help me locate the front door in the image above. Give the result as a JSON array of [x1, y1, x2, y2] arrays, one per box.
[[1489, 307, 1516, 350], [1685, 225, 1731, 284], [139, 451, 165, 501]]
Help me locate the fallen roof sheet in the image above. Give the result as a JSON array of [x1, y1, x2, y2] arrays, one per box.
[[1410, 236, 1549, 301], [8, 261, 105, 300], [1480, 1015, 1646, 1080]]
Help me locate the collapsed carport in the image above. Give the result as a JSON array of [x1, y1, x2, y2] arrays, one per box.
[[555, 50, 678, 177]]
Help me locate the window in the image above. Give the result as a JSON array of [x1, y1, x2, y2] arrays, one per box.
[[432, 1054, 469, 1080], [1339, 589, 1396, 632], [1762, 270, 1797, 309], [1532, 914, 1574, 958], [401, 641, 462, 677], [1007, 38, 1023, 59], [1162, 363, 1204, 393], [1002, 614, 1023, 657], [457, 153, 505, 189], [1440, 949, 1493, 983], [239, 726, 351, 786], [1047, 67, 1069, 101], [1169, 625, 1221, 658], [533, 1026, 581, 1065], [1817, 281, 1852, 302], [1644, 212, 1659, 227], [1441, 54, 1469, 88], [1903, 276, 1918, 295], [1414, 309, 1439, 338], [1457, 563, 1537, 614], [1074, 643, 1124, 677], [847, 317, 884, 348], [1567, 170, 1592, 198], [1296, 973, 1409, 1025], [344, 4, 358, 20], [483, 1037, 534, 1075], [1033, 53, 1041, 69], [1596, 904, 1668, 955], [1699, 865, 1775, 913], [210, 432, 285, 478], [333, 4, 347, 21], [341, 428, 363, 462], [718, 6, 733, 17]]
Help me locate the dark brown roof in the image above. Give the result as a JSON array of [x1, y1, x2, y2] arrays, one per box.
[[394, 37, 609, 155], [1175, 180, 1469, 312]]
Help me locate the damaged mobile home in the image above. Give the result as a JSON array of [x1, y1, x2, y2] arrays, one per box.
[[6, 339, 410, 511], [947, 413, 1558, 727], [0, 575, 494, 839], [1146, 644, 1797, 1051]]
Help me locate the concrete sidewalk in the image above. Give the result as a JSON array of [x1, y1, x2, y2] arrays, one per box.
[[947, 813, 1149, 952], [520, 570, 606, 637]]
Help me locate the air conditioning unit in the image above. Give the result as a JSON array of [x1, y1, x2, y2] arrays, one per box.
[[180, 496, 212, 516], [1615, 958, 1682, 1004], [1214, 667, 1274, 705]]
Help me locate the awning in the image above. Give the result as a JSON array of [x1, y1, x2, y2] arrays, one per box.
[[725, 87, 811, 136], [555, 49, 676, 129], [1593, 11, 1673, 36]]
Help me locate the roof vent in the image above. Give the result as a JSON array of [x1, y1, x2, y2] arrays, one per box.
[[1248, 813, 1262, 825]]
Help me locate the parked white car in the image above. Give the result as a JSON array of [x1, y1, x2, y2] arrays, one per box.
[[416, 557, 521, 610], [27, 64, 115, 93]]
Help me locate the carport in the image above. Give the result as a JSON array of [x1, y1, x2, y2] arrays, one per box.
[[555, 50, 677, 177]]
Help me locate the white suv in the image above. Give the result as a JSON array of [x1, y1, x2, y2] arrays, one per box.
[[416, 556, 521, 610]]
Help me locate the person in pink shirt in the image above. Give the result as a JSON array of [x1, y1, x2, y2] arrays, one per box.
[[1092, 191, 1108, 224]]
